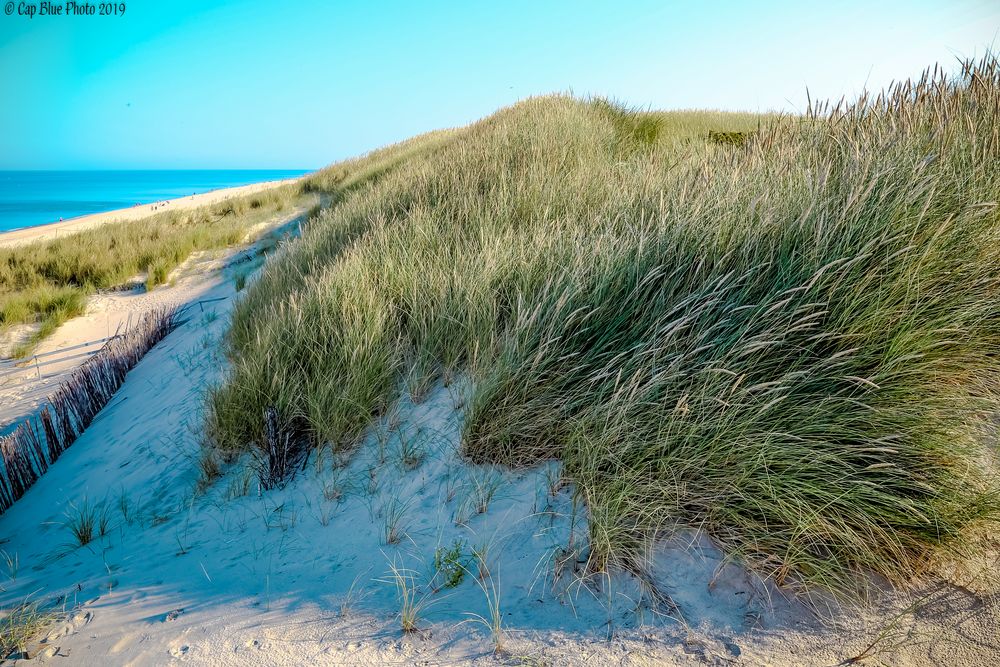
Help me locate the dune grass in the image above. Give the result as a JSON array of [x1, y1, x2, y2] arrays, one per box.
[[207, 57, 1000, 595], [0, 183, 314, 357], [0, 597, 56, 659]]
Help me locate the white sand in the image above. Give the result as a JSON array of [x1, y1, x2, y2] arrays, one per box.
[[0, 178, 302, 249], [0, 207, 997, 666]]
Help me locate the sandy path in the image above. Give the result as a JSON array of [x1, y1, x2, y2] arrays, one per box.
[[0, 177, 303, 249], [0, 204, 309, 430]]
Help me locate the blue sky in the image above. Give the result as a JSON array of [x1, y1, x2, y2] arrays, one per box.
[[1, 0, 997, 169]]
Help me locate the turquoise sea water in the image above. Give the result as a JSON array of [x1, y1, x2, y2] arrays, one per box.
[[0, 170, 311, 232]]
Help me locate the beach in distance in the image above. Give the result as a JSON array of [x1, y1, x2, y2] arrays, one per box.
[[0, 172, 307, 248]]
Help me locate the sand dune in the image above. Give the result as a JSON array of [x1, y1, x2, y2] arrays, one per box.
[[0, 199, 997, 666]]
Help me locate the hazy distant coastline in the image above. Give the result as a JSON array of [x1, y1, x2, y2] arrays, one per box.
[[0, 175, 307, 248], [0, 170, 311, 233]]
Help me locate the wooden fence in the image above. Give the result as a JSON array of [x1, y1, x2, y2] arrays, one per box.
[[0, 308, 178, 513]]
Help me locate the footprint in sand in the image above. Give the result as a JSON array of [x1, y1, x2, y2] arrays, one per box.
[[23, 610, 91, 660], [14, 643, 64, 661], [36, 644, 62, 658], [45, 610, 93, 641]]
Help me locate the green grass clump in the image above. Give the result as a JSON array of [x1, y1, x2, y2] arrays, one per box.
[[0, 183, 314, 356], [63, 498, 111, 547], [591, 97, 665, 148], [145, 257, 172, 291], [0, 598, 55, 659], [707, 129, 754, 146], [207, 57, 1000, 595], [434, 539, 468, 589]]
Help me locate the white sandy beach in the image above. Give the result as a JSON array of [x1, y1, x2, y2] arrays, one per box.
[[0, 178, 302, 249]]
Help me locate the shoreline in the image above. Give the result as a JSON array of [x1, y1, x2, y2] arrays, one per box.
[[0, 176, 305, 249]]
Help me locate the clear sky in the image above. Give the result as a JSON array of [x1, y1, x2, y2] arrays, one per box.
[[1, 0, 997, 170]]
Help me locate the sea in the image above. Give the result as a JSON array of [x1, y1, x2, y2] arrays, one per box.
[[0, 170, 312, 233]]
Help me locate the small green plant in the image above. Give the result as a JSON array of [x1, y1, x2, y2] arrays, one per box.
[[398, 435, 424, 470], [380, 558, 432, 634], [433, 539, 468, 589], [453, 473, 503, 526], [234, 272, 248, 292], [97, 504, 112, 540], [380, 498, 408, 545], [471, 471, 502, 515], [64, 499, 100, 547], [196, 448, 223, 492], [0, 550, 17, 582], [116, 492, 136, 526], [461, 554, 505, 655], [225, 468, 252, 500]]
